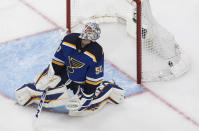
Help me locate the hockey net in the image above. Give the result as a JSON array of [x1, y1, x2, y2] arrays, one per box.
[[66, 0, 190, 83]]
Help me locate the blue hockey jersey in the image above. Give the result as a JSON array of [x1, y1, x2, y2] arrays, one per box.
[[52, 33, 104, 94]]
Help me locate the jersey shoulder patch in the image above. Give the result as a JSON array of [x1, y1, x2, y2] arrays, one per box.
[[85, 42, 103, 63], [62, 33, 80, 43], [61, 33, 81, 49]]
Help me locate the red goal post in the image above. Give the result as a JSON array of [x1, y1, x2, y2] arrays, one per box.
[[134, 0, 142, 84]]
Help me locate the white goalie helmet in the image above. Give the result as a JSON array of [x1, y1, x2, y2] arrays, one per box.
[[79, 22, 101, 42]]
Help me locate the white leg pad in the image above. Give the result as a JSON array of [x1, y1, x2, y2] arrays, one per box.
[[43, 87, 70, 108], [16, 86, 32, 106], [109, 88, 125, 104], [16, 84, 70, 107]]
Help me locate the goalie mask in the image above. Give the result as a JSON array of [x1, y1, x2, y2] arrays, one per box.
[[79, 22, 101, 42]]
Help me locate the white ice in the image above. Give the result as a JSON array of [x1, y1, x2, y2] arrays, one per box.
[[0, 0, 199, 131]]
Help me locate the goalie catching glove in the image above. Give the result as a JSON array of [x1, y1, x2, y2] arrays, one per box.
[[67, 81, 125, 116], [66, 88, 94, 111]]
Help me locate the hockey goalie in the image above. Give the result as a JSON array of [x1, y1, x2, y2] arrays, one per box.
[[15, 22, 125, 116]]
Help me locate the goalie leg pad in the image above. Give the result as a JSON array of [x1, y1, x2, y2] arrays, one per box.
[[41, 85, 70, 108], [94, 81, 125, 104], [16, 83, 70, 108], [109, 84, 125, 104], [16, 83, 35, 106]]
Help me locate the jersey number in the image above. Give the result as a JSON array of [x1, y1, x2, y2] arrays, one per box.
[[95, 66, 103, 75]]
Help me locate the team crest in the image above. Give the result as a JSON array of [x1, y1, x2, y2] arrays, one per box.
[[67, 56, 85, 73]]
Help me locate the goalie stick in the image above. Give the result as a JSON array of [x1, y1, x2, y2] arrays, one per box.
[[35, 88, 48, 119], [34, 78, 71, 119], [32, 88, 48, 131]]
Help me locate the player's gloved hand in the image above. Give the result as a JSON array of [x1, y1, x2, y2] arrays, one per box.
[[66, 88, 94, 111]]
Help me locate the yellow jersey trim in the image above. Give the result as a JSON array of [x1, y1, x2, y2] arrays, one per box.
[[52, 59, 65, 66], [86, 80, 102, 85], [62, 42, 76, 49], [84, 51, 97, 62]]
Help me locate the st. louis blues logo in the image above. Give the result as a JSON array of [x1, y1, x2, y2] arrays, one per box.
[[67, 56, 85, 73]]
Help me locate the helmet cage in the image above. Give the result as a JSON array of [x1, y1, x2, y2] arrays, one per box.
[[79, 22, 101, 42]]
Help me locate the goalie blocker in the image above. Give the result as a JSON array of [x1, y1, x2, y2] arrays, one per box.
[[16, 80, 125, 116]]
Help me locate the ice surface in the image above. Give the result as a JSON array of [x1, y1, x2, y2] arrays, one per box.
[[0, 0, 199, 131]]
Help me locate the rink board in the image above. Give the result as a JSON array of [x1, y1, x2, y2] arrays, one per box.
[[0, 30, 143, 112]]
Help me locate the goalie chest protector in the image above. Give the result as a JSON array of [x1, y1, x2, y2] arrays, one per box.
[[54, 33, 104, 84]]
